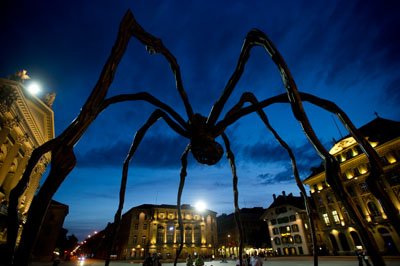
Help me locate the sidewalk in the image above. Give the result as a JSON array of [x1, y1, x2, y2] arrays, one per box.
[[31, 256, 400, 266]]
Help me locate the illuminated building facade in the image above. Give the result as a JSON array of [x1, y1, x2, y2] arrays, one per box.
[[114, 204, 218, 260], [303, 117, 400, 255], [261, 192, 326, 256], [0, 73, 55, 243]]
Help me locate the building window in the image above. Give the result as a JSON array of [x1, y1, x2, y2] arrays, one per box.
[[294, 235, 302, 243], [387, 170, 400, 186], [279, 226, 286, 234], [144, 215, 147, 220], [289, 215, 296, 221], [273, 227, 279, 235], [276, 207, 287, 214], [326, 194, 334, 204], [133, 235, 137, 244], [142, 236, 146, 245], [277, 216, 289, 224], [298, 247, 303, 255], [317, 196, 324, 206], [292, 224, 299, 232], [322, 213, 330, 226], [194, 226, 201, 244], [367, 201, 380, 217], [143, 224, 147, 230], [185, 227, 192, 243], [288, 236, 294, 244], [271, 219, 277, 225], [286, 226, 291, 233], [274, 237, 281, 245], [157, 231, 164, 243], [134, 224, 139, 230], [281, 236, 287, 244], [136, 214, 140, 219], [332, 210, 340, 224], [359, 182, 369, 193]]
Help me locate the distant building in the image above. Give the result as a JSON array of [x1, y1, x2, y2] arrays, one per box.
[[0, 73, 55, 243], [261, 192, 325, 256], [217, 207, 270, 258], [112, 204, 218, 260], [32, 200, 69, 261], [303, 117, 400, 255]]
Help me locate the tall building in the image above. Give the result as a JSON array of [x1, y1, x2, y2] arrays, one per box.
[[260, 192, 326, 256], [303, 117, 400, 255], [217, 207, 270, 258], [0, 72, 55, 243], [113, 204, 218, 260]]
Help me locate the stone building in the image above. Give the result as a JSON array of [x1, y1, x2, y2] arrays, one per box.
[[114, 204, 218, 260], [32, 200, 69, 261], [261, 192, 326, 256], [0, 72, 55, 243], [303, 117, 400, 255], [217, 207, 270, 258]]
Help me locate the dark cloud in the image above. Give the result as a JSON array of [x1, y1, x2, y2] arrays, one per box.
[[258, 167, 294, 185], [76, 135, 189, 168]]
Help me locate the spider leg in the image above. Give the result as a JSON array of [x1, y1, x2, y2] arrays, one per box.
[[104, 109, 189, 265], [126, 10, 194, 121], [221, 133, 244, 266], [218, 91, 388, 265], [101, 92, 188, 130], [175, 144, 191, 266], [226, 92, 319, 265]]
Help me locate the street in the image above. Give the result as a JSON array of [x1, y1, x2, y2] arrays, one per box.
[[30, 257, 400, 266]]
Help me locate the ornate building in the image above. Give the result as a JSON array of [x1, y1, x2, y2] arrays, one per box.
[[114, 204, 218, 260], [261, 192, 326, 256], [303, 117, 400, 255], [0, 72, 55, 243]]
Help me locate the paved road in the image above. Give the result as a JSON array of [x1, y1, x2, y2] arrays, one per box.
[[31, 257, 400, 266]]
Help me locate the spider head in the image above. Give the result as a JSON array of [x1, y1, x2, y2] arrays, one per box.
[[189, 114, 224, 165]]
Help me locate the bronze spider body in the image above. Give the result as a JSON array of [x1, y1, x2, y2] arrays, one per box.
[[5, 9, 400, 266]]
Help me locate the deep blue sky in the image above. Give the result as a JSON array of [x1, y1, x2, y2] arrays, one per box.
[[1, 0, 399, 241]]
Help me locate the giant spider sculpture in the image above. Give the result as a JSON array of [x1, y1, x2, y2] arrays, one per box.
[[5, 10, 400, 266]]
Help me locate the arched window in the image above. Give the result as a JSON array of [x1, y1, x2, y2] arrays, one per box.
[[329, 234, 339, 251], [338, 233, 350, 251], [350, 231, 362, 246], [378, 228, 399, 254], [367, 201, 380, 217]]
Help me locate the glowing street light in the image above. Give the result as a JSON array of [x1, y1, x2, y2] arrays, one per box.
[[195, 201, 206, 212], [27, 82, 41, 95]]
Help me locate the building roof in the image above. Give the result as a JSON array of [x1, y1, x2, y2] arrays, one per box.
[[267, 193, 306, 210], [305, 117, 400, 179]]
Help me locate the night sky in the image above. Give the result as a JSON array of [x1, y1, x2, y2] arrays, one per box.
[[1, 1, 399, 241]]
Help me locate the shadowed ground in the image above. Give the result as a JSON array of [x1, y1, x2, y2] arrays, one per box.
[[31, 256, 400, 266]]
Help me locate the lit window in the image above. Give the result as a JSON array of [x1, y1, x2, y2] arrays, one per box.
[[332, 210, 340, 224], [292, 224, 299, 232], [323, 213, 330, 226], [294, 235, 302, 243]]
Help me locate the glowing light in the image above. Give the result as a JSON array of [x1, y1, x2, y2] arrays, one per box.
[[27, 82, 41, 94], [195, 201, 206, 212]]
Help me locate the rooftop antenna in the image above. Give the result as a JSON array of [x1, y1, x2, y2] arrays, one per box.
[[374, 111, 380, 118], [331, 115, 343, 139]]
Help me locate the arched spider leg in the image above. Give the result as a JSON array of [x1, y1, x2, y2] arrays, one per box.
[[221, 133, 244, 266], [224, 92, 319, 265], [101, 92, 188, 130], [218, 92, 387, 265], [175, 144, 191, 266], [104, 109, 189, 265], [126, 10, 194, 122]]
